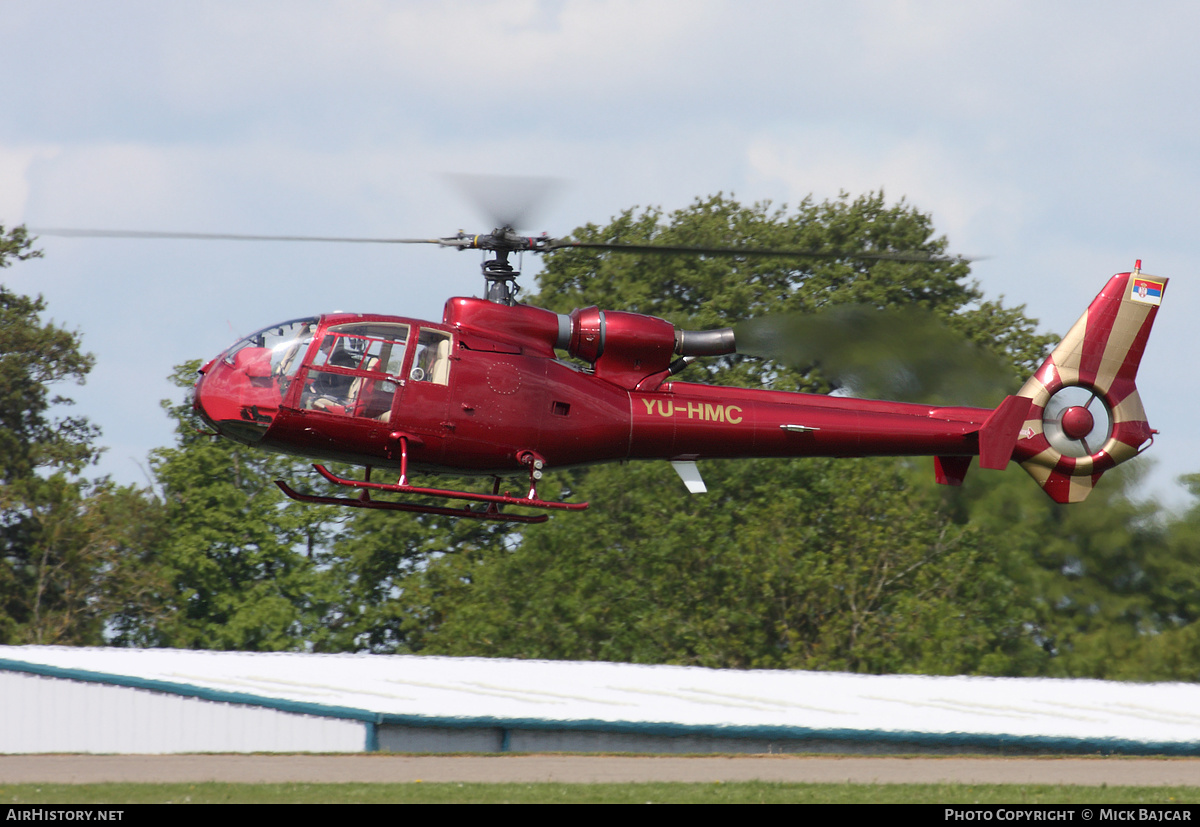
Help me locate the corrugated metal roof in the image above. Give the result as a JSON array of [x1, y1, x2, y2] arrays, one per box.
[[4, 645, 1200, 755]]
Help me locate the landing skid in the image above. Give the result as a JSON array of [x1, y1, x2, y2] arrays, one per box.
[[275, 437, 588, 523], [275, 479, 553, 523]]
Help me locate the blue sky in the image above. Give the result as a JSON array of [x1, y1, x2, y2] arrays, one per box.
[[3, 0, 1196, 506]]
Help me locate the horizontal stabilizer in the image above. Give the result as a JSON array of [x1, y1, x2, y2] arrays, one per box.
[[979, 395, 1032, 470]]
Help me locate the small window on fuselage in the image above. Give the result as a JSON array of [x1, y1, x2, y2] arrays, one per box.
[[411, 328, 452, 385]]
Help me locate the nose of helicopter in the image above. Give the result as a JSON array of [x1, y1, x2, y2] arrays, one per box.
[[191, 365, 221, 432], [192, 356, 274, 445], [193, 317, 318, 446]]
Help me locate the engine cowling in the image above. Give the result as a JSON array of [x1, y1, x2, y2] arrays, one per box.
[[444, 297, 737, 390]]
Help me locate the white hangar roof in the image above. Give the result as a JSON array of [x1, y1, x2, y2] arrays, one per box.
[[2, 645, 1199, 755]]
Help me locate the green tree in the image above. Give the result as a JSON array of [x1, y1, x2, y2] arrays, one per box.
[[955, 464, 1200, 682], [368, 193, 1055, 673], [136, 363, 342, 650], [0, 228, 94, 484], [408, 458, 1043, 674], [1115, 474, 1200, 681], [1140, 473, 1200, 679], [0, 225, 156, 645], [138, 360, 524, 653], [77, 480, 173, 647], [534, 193, 1052, 385], [326, 506, 516, 653]]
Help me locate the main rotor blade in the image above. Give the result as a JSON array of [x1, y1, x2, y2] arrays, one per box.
[[30, 227, 978, 265], [547, 239, 975, 264], [734, 305, 1015, 406], [29, 228, 444, 244]]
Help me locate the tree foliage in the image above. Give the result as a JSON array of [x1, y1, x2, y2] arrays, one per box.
[[130, 362, 342, 650], [950, 462, 1200, 682], [380, 193, 1056, 673], [10, 203, 1197, 684], [407, 459, 1044, 675], [0, 225, 156, 645]]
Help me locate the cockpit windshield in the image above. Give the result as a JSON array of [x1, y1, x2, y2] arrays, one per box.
[[197, 316, 458, 439], [222, 317, 318, 379]]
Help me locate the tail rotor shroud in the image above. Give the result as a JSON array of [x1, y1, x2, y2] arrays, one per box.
[[1013, 263, 1164, 503]]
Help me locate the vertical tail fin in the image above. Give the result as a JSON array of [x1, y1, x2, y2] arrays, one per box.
[[1013, 262, 1165, 503]]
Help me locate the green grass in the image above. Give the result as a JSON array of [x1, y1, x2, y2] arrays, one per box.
[[1, 782, 1197, 804]]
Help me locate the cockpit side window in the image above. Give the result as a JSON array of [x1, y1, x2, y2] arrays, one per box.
[[302, 322, 409, 419], [310, 323, 410, 374]]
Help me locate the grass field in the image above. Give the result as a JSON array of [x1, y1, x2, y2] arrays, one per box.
[[2, 782, 1197, 804]]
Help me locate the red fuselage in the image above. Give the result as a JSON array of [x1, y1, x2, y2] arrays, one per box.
[[193, 297, 993, 479]]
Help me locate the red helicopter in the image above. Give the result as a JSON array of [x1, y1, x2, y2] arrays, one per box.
[[179, 225, 1166, 523], [39, 217, 1167, 524]]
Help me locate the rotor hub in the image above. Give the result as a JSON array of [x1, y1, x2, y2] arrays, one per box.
[[1060, 406, 1095, 441]]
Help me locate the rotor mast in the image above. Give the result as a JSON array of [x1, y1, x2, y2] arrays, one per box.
[[482, 245, 520, 305], [442, 227, 555, 305]]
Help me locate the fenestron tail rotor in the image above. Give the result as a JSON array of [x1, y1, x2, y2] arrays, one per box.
[[1013, 264, 1165, 504], [1042, 385, 1114, 459]]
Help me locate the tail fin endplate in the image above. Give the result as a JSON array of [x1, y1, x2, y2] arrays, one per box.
[[1012, 262, 1165, 503]]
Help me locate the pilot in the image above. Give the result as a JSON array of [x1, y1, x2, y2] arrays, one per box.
[[308, 345, 357, 408]]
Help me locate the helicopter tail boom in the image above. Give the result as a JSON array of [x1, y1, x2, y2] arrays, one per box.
[[1011, 262, 1165, 503]]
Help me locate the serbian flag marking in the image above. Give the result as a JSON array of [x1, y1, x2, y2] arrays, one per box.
[[1131, 278, 1164, 305]]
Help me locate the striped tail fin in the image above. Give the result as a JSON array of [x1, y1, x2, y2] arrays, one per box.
[[1013, 262, 1165, 503]]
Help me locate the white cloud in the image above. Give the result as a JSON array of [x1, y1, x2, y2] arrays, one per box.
[[745, 129, 1027, 253], [0, 145, 61, 224]]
